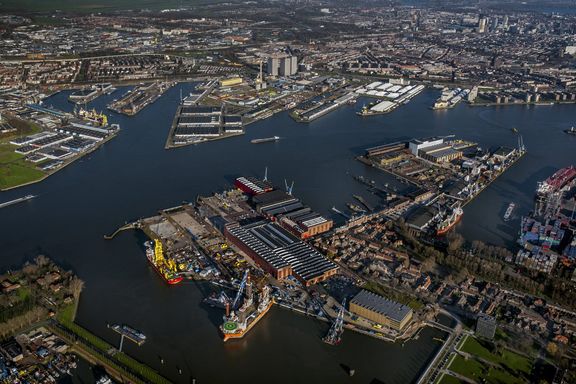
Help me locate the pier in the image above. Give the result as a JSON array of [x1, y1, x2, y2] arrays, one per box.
[[104, 222, 139, 240]]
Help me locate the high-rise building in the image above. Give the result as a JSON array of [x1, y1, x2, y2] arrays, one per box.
[[268, 54, 298, 77], [279, 56, 298, 77], [476, 314, 497, 339], [478, 16, 488, 33], [267, 56, 280, 77]]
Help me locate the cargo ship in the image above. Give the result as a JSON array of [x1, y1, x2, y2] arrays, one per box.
[[436, 206, 463, 235], [250, 136, 280, 144], [220, 285, 273, 342], [503, 202, 515, 221], [0, 194, 35, 209], [74, 107, 109, 127], [536, 166, 576, 196], [145, 240, 183, 285]]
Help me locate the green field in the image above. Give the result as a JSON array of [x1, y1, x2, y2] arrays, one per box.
[[437, 373, 465, 384], [449, 336, 534, 384], [460, 335, 500, 363], [0, 143, 45, 190], [449, 354, 486, 379], [0, 0, 231, 12], [0, 117, 47, 190]]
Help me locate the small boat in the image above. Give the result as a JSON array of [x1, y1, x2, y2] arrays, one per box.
[[503, 202, 515, 221], [564, 126, 576, 135], [511, 127, 518, 133]]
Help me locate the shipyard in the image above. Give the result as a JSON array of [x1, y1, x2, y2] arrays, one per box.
[[106, 173, 456, 347]]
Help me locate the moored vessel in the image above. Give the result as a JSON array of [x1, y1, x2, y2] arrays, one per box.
[[436, 206, 463, 236], [145, 240, 183, 285]]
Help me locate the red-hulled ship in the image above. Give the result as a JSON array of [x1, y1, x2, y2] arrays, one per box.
[[145, 240, 183, 285], [436, 206, 463, 236], [537, 166, 576, 195]]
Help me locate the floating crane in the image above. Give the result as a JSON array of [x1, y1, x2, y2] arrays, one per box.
[[323, 298, 346, 345]]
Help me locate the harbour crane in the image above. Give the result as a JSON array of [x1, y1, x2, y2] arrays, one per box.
[[323, 298, 346, 345], [284, 179, 294, 195], [232, 269, 249, 310]]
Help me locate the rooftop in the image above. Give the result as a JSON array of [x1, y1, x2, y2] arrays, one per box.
[[351, 290, 413, 322]]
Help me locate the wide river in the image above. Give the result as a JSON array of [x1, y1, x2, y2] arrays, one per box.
[[1, 84, 574, 383]]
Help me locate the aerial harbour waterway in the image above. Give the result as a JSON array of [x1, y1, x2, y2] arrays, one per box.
[[0, 83, 575, 383]]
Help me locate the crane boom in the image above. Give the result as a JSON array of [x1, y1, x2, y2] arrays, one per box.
[[232, 269, 249, 310]]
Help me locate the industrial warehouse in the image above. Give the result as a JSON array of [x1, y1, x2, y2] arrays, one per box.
[[168, 102, 244, 147], [192, 175, 339, 285], [224, 220, 338, 285], [349, 290, 413, 331], [235, 176, 334, 239]]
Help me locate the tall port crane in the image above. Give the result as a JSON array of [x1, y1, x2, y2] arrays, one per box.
[[232, 269, 249, 310], [323, 298, 346, 345]]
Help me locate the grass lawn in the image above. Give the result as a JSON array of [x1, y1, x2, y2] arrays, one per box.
[[0, 143, 45, 190], [449, 354, 487, 379], [437, 373, 464, 384], [453, 335, 534, 383], [460, 335, 500, 363], [501, 350, 532, 375], [486, 366, 526, 384]]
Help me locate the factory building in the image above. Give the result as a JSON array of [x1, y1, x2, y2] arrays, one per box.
[[251, 189, 333, 239], [234, 177, 273, 195], [224, 221, 338, 285], [408, 137, 463, 163], [408, 137, 444, 156], [219, 77, 243, 87], [173, 105, 243, 140], [418, 143, 463, 163], [349, 290, 413, 331]]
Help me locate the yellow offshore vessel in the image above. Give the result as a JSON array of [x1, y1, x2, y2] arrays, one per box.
[[145, 239, 183, 285], [76, 107, 108, 126]]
